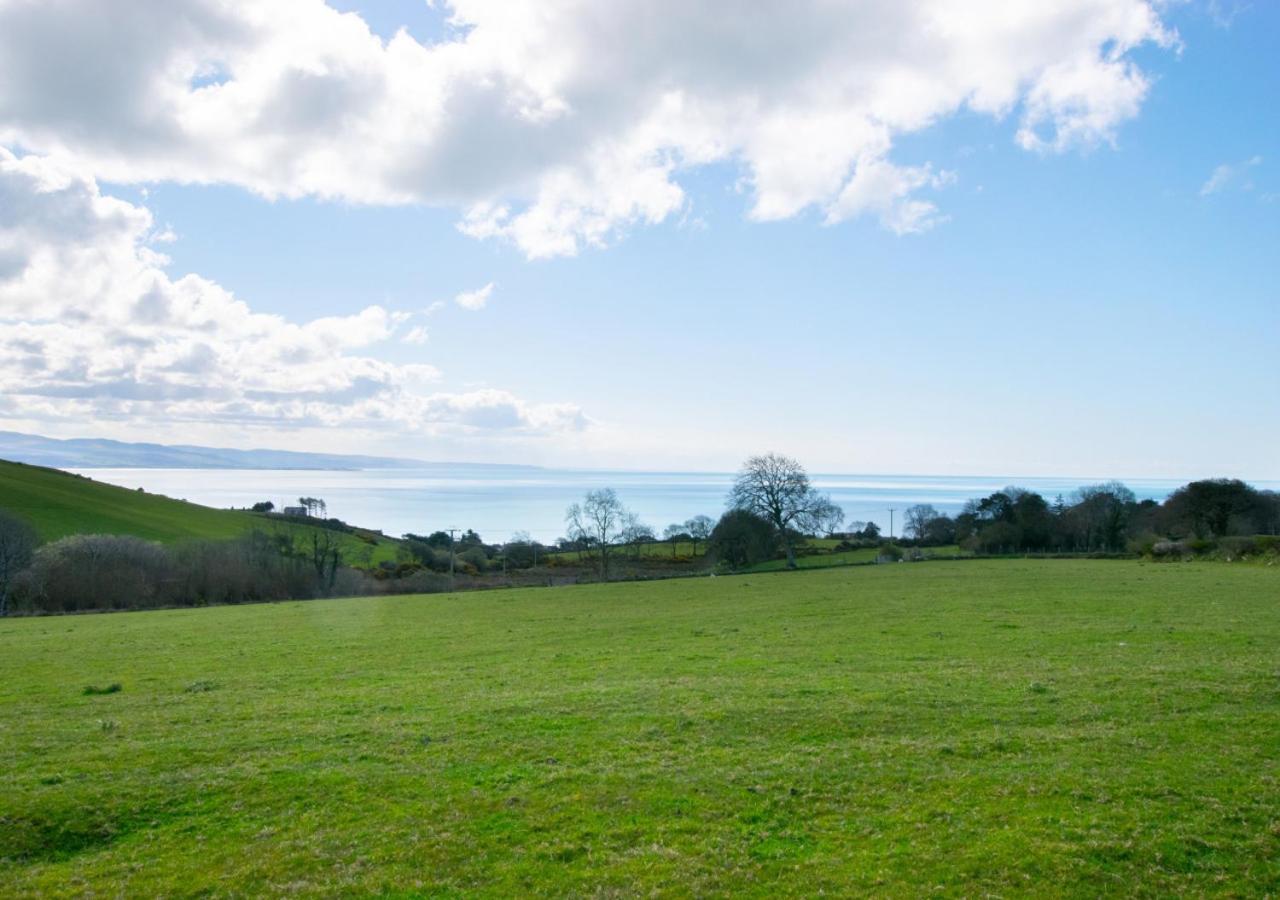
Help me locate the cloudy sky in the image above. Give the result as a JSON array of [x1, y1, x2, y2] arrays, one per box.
[[0, 0, 1275, 477]]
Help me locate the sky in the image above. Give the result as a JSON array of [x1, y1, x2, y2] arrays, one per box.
[[0, 0, 1276, 478]]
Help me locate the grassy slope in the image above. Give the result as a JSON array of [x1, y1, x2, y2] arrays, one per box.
[[2, 560, 1278, 895], [0, 458, 399, 563]]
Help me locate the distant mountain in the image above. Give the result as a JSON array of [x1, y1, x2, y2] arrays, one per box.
[[0, 430, 434, 470]]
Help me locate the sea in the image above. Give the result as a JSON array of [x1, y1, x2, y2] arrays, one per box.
[[67, 466, 1259, 544]]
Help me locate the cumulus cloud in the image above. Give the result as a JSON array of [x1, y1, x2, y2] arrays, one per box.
[[0, 148, 585, 437], [454, 282, 494, 311], [1200, 155, 1262, 196], [0, 0, 1176, 258]]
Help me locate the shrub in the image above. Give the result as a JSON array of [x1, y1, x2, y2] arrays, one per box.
[[82, 683, 122, 695], [1127, 532, 1161, 557], [878, 544, 904, 562], [708, 510, 776, 570]]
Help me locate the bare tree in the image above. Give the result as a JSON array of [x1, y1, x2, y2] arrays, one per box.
[[728, 453, 831, 569], [621, 512, 654, 560], [811, 499, 845, 537], [0, 510, 38, 616], [565, 488, 628, 580], [684, 514, 714, 557], [663, 523, 687, 557], [306, 529, 342, 590], [903, 504, 939, 541]]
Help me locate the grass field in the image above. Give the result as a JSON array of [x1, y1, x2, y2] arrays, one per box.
[[2, 560, 1278, 895], [0, 459, 400, 564], [747, 544, 965, 572], [545, 539, 709, 563]]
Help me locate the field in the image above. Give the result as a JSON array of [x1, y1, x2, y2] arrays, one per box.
[[545, 539, 709, 563], [2, 560, 1278, 895], [0, 459, 400, 564], [747, 543, 965, 572]]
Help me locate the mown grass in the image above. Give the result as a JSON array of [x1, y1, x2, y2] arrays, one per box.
[[1, 560, 1278, 895], [0, 459, 399, 564]]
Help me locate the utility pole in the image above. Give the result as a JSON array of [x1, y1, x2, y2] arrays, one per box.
[[888, 508, 896, 540], [448, 528, 457, 580]]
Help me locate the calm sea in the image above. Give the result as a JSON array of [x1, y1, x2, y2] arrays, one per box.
[[66, 466, 1254, 544]]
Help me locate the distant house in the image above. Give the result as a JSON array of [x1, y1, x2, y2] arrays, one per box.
[[282, 506, 308, 517]]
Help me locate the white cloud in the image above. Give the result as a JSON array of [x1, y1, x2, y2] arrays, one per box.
[[401, 325, 429, 345], [0, 148, 585, 437], [1207, 1, 1250, 29], [1200, 155, 1263, 196], [0, 0, 1176, 258], [453, 282, 494, 311]]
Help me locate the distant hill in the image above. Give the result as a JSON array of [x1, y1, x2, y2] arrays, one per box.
[[0, 430, 429, 470], [0, 458, 400, 562]]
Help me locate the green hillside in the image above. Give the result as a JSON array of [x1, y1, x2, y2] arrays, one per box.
[[2, 560, 1277, 894], [0, 458, 399, 563]]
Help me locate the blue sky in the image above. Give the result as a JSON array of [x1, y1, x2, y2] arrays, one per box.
[[0, 1, 1275, 477]]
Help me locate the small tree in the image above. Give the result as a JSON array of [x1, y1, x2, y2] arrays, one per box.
[[306, 529, 342, 590], [728, 453, 833, 569], [0, 510, 38, 616], [663, 523, 688, 557], [251, 501, 275, 513], [684, 515, 714, 557], [566, 488, 629, 580], [810, 499, 845, 537], [621, 513, 655, 560]]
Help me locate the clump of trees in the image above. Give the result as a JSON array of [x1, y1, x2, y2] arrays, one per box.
[[3, 530, 326, 614], [727, 453, 842, 568], [662, 515, 714, 558], [896, 478, 1279, 555]]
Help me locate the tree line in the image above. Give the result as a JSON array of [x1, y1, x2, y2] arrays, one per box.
[[554, 455, 1280, 572], [1, 454, 1276, 614]]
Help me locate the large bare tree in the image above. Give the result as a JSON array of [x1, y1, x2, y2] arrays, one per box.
[[728, 453, 831, 569], [565, 488, 629, 580]]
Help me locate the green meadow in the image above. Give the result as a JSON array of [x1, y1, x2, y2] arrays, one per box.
[[2, 559, 1278, 895]]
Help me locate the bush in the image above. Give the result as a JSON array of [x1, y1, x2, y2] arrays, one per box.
[[1151, 539, 1190, 559], [459, 546, 490, 572], [1127, 532, 1161, 557], [708, 510, 776, 570]]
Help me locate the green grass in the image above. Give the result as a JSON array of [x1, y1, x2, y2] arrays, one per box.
[[2, 560, 1278, 895], [0, 458, 400, 564], [546, 539, 708, 562], [746, 543, 964, 572]]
